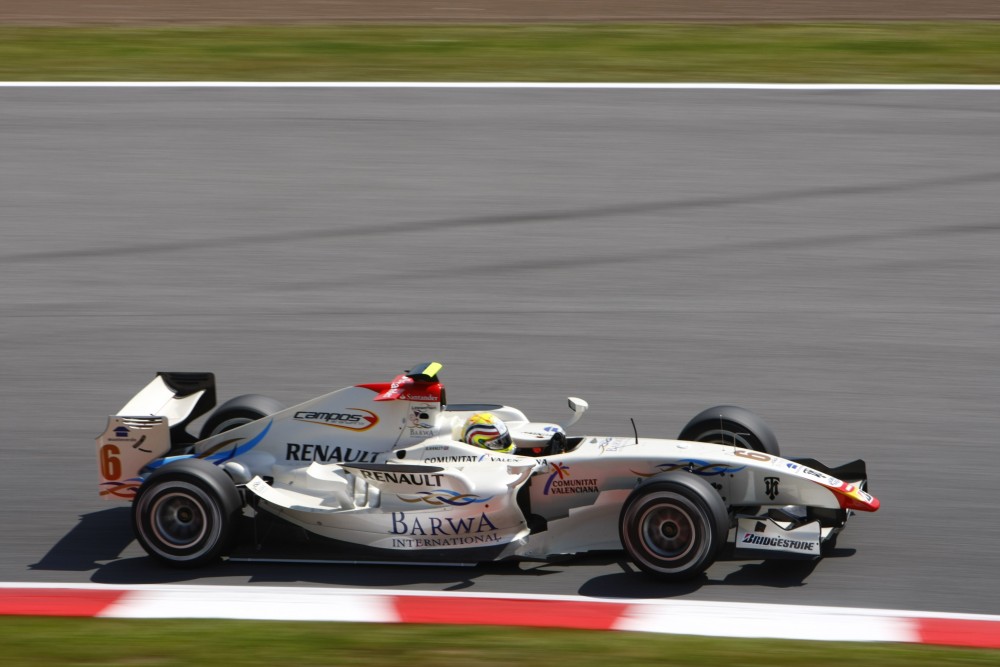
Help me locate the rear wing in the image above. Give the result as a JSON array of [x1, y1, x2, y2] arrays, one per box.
[[119, 372, 217, 446], [96, 372, 217, 501]]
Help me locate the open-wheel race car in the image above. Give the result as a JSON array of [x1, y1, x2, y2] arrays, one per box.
[[96, 363, 879, 581]]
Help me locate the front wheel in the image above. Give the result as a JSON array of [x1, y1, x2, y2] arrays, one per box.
[[619, 476, 728, 581], [132, 458, 242, 567]]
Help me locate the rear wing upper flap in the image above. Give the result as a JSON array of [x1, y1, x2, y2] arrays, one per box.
[[118, 372, 217, 447]]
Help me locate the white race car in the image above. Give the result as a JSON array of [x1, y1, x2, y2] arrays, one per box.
[[96, 363, 879, 581]]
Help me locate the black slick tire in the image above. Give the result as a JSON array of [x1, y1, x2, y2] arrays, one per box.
[[132, 458, 242, 567], [200, 394, 283, 439], [678, 405, 781, 457], [619, 475, 729, 581]]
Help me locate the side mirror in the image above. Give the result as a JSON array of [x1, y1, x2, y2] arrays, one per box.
[[560, 396, 589, 430]]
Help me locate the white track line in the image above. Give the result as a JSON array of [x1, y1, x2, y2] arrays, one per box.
[[614, 599, 918, 642], [3, 583, 1000, 648], [103, 585, 399, 623]]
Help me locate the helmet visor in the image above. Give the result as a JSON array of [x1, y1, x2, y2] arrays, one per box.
[[483, 431, 513, 451]]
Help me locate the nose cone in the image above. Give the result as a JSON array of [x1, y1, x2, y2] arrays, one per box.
[[836, 485, 880, 512]]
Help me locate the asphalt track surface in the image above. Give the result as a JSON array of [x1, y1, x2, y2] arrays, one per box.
[[2, 87, 999, 616]]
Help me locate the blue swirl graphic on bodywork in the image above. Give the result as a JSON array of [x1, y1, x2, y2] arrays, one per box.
[[397, 489, 494, 506], [144, 419, 273, 472], [204, 419, 273, 462], [631, 459, 747, 478]]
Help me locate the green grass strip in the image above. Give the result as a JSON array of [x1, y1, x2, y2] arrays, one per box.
[[1, 23, 999, 82], [0, 617, 998, 666]]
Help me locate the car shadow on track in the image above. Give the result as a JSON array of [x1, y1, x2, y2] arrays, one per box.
[[576, 558, 824, 598], [35, 508, 853, 595], [87, 558, 502, 588], [28, 509, 526, 588], [30, 507, 135, 572]]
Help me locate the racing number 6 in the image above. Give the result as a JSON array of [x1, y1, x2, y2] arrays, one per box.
[[734, 449, 771, 462], [100, 444, 122, 480]]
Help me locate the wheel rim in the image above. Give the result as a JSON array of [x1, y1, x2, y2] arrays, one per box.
[[624, 489, 716, 575], [150, 490, 208, 549], [638, 502, 697, 562]]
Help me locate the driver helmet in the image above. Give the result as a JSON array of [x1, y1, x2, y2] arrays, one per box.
[[461, 413, 514, 452]]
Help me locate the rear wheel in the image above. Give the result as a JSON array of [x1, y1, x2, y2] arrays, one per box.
[[619, 476, 728, 581], [132, 458, 242, 567], [200, 394, 283, 439]]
